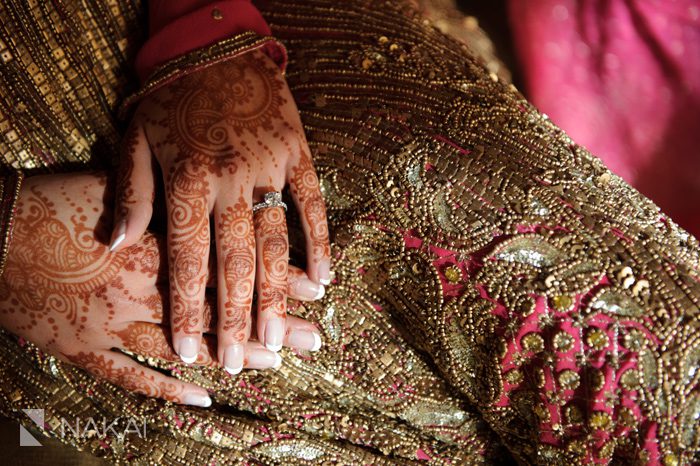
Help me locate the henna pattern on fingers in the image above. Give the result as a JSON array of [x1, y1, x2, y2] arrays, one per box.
[[290, 145, 331, 259], [217, 195, 255, 340], [254, 207, 289, 317], [66, 351, 183, 401], [112, 322, 215, 366], [138, 52, 290, 337]]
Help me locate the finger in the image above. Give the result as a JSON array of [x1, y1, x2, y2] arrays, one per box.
[[111, 121, 155, 252], [111, 322, 284, 370], [214, 191, 256, 374], [288, 265, 325, 301], [254, 205, 289, 352], [109, 321, 216, 367], [65, 349, 212, 407], [287, 142, 331, 285], [165, 162, 211, 364], [283, 314, 323, 352]]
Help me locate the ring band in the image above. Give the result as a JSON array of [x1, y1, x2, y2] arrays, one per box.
[[252, 191, 287, 213]]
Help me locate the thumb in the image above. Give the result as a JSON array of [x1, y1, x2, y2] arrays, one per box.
[[110, 121, 154, 252]]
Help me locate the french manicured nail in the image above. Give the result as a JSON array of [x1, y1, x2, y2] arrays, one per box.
[[183, 393, 212, 408], [247, 348, 282, 369], [177, 337, 198, 364], [288, 329, 322, 352], [109, 219, 126, 252], [292, 277, 325, 301], [224, 344, 244, 375], [265, 319, 284, 352], [318, 259, 331, 285]]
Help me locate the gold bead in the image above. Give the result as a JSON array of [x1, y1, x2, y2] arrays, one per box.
[[211, 8, 223, 20], [663, 453, 679, 466]]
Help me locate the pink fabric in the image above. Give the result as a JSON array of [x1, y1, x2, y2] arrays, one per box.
[[509, 0, 700, 237]]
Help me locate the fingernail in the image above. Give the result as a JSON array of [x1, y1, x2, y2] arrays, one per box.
[[183, 393, 212, 408], [177, 337, 199, 364], [318, 259, 331, 285], [288, 329, 323, 352], [292, 278, 325, 301], [224, 344, 244, 375], [109, 219, 126, 252], [247, 348, 282, 369], [265, 319, 284, 352]]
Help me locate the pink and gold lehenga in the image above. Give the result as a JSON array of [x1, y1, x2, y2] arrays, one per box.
[[0, 1, 698, 464]]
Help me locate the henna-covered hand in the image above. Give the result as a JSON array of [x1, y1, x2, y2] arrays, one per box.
[[112, 50, 330, 370], [0, 172, 324, 406]]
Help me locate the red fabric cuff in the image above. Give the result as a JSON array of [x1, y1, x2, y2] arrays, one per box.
[[135, 0, 272, 82]]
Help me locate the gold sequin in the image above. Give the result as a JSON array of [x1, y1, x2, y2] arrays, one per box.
[[521, 333, 545, 353], [586, 328, 610, 351], [444, 265, 462, 283], [663, 453, 680, 466], [505, 369, 524, 385], [553, 331, 575, 352], [558, 370, 581, 390], [590, 412, 613, 431], [620, 369, 641, 391], [551, 295, 574, 312]]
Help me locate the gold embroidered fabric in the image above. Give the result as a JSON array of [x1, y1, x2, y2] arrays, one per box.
[[1, 0, 699, 465]]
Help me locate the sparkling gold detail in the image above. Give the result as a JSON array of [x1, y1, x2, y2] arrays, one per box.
[[663, 453, 680, 466], [534, 403, 550, 422], [590, 412, 613, 431], [558, 370, 581, 390], [620, 370, 641, 391], [586, 328, 610, 351], [0, 0, 698, 463], [622, 328, 649, 351], [505, 369, 523, 385], [619, 407, 637, 427], [564, 405, 583, 424], [553, 332, 575, 352], [521, 333, 545, 354], [444, 265, 462, 283], [551, 295, 574, 312]]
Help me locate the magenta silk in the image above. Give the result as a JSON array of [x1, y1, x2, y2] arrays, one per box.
[[509, 0, 700, 237]]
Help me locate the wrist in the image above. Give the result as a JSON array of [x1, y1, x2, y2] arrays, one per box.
[[136, 0, 272, 83]]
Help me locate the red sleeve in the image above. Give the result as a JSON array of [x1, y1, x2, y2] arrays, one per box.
[[135, 0, 273, 82]]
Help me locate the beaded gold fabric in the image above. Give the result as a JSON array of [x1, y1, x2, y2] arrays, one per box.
[[1, 0, 700, 464]]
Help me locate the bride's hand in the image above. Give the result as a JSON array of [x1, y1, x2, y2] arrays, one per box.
[[110, 49, 330, 370], [0, 172, 323, 406]]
